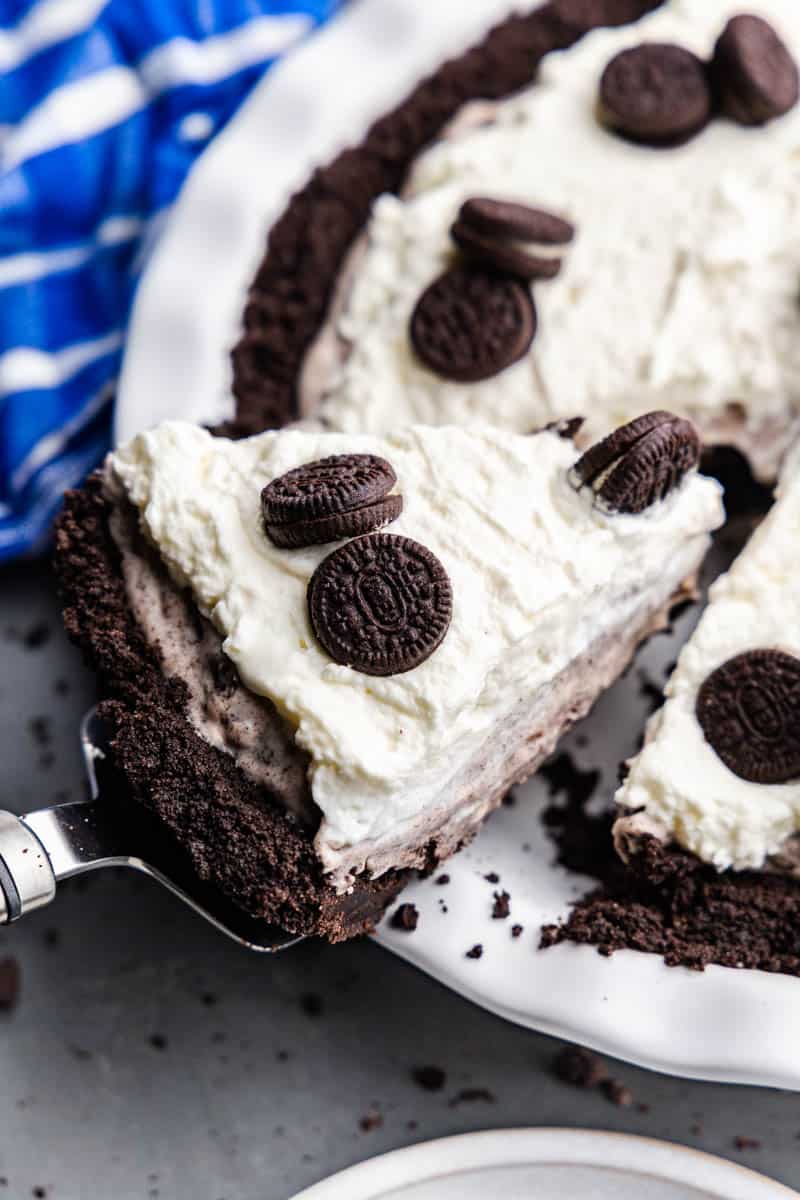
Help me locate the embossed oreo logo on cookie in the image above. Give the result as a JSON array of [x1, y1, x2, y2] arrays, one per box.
[[711, 15, 798, 127], [262, 454, 402, 549], [410, 265, 536, 383], [569, 410, 700, 514], [598, 43, 712, 147], [307, 533, 452, 676], [696, 650, 800, 784]]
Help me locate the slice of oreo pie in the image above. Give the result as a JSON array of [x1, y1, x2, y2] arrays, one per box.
[[55, 417, 722, 941]]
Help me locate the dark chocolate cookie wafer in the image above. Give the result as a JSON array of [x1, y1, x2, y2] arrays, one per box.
[[696, 650, 800, 784], [308, 533, 452, 676], [263, 454, 397, 525], [450, 219, 561, 281], [569, 411, 700, 514], [266, 494, 403, 549], [263, 454, 402, 547], [569, 410, 675, 489], [543, 416, 585, 441], [711, 15, 798, 127], [410, 265, 536, 382], [598, 43, 712, 147], [459, 198, 575, 245]]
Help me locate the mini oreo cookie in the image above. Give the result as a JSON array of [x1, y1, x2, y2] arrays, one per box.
[[696, 650, 800, 784], [410, 265, 536, 382], [308, 533, 452, 676], [453, 199, 574, 281], [263, 454, 397, 525], [450, 219, 561, 281], [598, 43, 712, 147], [266, 494, 403, 549], [569, 411, 700, 514], [262, 454, 401, 548], [569, 410, 674, 489], [542, 416, 585, 441], [711, 15, 798, 127]]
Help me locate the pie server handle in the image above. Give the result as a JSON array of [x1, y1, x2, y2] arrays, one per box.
[[0, 810, 57, 923]]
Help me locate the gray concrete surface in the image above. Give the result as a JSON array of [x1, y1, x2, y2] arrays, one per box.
[[0, 558, 798, 1200]]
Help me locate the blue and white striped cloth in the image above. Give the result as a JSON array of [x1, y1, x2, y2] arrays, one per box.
[[0, 0, 341, 562]]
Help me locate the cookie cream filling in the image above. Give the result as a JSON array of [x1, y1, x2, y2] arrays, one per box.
[[110, 421, 723, 889], [306, 0, 800, 481], [615, 442, 800, 873]]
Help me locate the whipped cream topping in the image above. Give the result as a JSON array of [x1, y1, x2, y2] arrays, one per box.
[[308, 0, 800, 480], [615, 443, 800, 873], [111, 421, 722, 888]]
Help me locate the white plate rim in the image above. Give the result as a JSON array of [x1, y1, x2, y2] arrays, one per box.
[[289, 1128, 797, 1199], [115, 0, 800, 1092]]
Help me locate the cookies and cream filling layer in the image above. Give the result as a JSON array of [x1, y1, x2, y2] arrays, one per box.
[[615, 443, 800, 873], [110, 421, 722, 890], [304, 0, 800, 481]]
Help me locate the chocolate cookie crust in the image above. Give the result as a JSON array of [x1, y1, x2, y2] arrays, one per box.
[[229, 0, 664, 436], [54, 477, 407, 941]]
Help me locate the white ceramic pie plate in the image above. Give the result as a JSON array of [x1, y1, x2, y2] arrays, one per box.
[[289, 1129, 796, 1199], [116, 0, 800, 1089]]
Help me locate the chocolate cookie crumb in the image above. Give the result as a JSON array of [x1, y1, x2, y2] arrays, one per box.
[[511, 924, 524, 939], [391, 903, 419, 932], [23, 622, 51, 649], [412, 1065, 446, 1092], [29, 715, 52, 748], [359, 1110, 384, 1132], [492, 891, 511, 919], [733, 1135, 762, 1151], [449, 1087, 496, 1106], [0, 958, 20, 1012], [466, 944, 484, 959], [435, 874, 450, 886], [484, 872, 500, 884], [300, 992, 323, 1018], [543, 416, 585, 441], [601, 1078, 634, 1107], [148, 1033, 167, 1051], [552, 1044, 607, 1089]]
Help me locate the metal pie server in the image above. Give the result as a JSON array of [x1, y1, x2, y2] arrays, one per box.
[[0, 708, 300, 952]]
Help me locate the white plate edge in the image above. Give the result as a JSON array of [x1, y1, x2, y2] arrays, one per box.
[[289, 1128, 798, 1200]]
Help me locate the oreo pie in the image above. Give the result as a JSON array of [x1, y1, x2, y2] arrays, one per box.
[[55, 418, 722, 940], [236, 0, 800, 487]]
